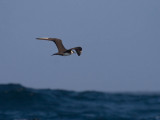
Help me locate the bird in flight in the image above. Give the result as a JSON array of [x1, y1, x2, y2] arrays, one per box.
[[36, 38, 82, 56]]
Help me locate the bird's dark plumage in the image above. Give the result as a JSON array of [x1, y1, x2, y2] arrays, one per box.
[[36, 38, 82, 56]]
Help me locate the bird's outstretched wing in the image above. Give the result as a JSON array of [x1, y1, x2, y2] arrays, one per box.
[[70, 47, 82, 56], [36, 38, 67, 52]]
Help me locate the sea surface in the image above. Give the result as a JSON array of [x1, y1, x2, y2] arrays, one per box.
[[0, 84, 160, 120]]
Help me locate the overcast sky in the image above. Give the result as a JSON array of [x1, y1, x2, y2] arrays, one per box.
[[0, 0, 160, 92]]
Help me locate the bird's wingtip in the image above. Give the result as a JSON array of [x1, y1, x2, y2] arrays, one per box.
[[36, 38, 49, 40]]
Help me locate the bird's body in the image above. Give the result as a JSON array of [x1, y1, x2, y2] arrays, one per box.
[[36, 38, 82, 56]]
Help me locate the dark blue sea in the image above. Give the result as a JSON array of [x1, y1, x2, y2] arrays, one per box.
[[0, 84, 160, 120]]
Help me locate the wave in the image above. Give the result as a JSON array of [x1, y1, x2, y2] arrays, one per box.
[[0, 83, 160, 120]]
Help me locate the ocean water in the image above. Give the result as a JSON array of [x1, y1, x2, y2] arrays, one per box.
[[0, 84, 160, 120]]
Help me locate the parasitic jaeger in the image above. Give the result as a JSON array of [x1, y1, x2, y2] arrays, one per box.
[[36, 38, 82, 56]]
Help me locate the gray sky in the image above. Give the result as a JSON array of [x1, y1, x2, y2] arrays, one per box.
[[0, 0, 160, 92]]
